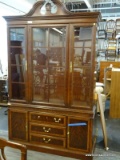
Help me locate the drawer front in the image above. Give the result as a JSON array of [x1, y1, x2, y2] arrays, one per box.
[[30, 123, 66, 137], [29, 112, 66, 126], [30, 134, 66, 148]]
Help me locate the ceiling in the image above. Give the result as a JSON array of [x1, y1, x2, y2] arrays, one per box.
[[0, 0, 120, 19]]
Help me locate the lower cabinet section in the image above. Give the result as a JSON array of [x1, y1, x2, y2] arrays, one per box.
[[8, 107, 94, 159]]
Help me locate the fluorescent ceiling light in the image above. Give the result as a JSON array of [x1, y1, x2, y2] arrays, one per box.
[[0, 0, 33, 14], [116, 34, 120, 39], [52, 28, 63, 34], [84, 0, 93, 11]]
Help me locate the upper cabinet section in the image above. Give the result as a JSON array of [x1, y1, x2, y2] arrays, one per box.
[[3, 0, 100, 107]]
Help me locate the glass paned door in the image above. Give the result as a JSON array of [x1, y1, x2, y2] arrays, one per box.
[[32, 27, 67, 104], [70, 26, 93, 107], [9, 27, 26, 100]]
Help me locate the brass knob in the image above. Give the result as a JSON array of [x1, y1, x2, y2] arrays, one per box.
[[25, 125, 28, 131], [67, 131, 70, 135]]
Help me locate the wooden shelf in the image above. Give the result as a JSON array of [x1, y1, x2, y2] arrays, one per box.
[[106, 78, 111, 81], [0, 103, 9, 107]]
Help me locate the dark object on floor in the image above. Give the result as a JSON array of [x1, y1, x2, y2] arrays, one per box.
[[0, 137, 27, 160], [4, 109, 8, 115], [97, 112, 100, 116], [0, 107, 8, 131]]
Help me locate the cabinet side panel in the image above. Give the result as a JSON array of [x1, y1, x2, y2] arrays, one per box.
[[9, 109, 28, 141]]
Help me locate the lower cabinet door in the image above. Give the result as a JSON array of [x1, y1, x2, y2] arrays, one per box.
[[9, 109, 28, 141], [67, 117, 90, 152]]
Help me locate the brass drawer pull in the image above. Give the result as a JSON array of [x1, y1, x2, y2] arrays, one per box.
[[43, 138, 51, 143], [37, 116, 40, 119], [43, 127, 51, 133], [54, 118, 61, 123], [67, 131, 70, 135]]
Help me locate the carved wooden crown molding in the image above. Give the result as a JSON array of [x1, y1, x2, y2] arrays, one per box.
[[25, 0, 71, 17]]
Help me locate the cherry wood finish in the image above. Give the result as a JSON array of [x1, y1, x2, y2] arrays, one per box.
[[110, 70, 120, 118], [0, 137, 27, 160], [9, 109, 28, 141], [3, 0, 100, 159]]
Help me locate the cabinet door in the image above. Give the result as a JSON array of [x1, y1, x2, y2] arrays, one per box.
[[8, 26, 27, 101], [9, 109, 28, 141], [30, 25, 68, 105], [69, 24, 96, 108], [67, 117, 90, 151]]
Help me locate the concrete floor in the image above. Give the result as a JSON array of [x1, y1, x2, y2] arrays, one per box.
[[0, 141, 120, 160]]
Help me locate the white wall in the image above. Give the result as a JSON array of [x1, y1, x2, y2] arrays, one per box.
[[0, 16, 7, 76], [0, 0, 34, 77]]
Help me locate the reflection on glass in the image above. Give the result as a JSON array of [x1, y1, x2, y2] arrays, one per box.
[[49, 28, 66, 47], [33, 28, 48, 51], [10, 41, 25, 65], [72, 27, 92, 106], [10, 28, 25, 41], [32, 27, 66, 104], [11, 83, 25, 99], [10, 28, 26, 100], [72, 68, 91, 105], [11, 66, 25, 82], [74, 27, 92, 66]]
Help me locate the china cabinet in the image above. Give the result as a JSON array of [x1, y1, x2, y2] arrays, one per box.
[[3, 0, 100, 159]]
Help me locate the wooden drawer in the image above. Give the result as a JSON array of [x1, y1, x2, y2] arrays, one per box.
[[29, 123, 66, 137], [29, 112, 66, 126], [30, 134, 66, 148]]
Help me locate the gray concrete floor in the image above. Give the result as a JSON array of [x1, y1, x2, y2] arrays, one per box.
[[0, 144, 120, 160]]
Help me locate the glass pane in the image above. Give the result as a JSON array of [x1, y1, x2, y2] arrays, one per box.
[[72, 68, 91, 105], [11, 66, 25, 82], [49, 28, 66, 47], [10, 28, 25, 41], [33, 28, 48, 101], [74, 48, 91, 66], [49, 27, 66, 103], [9, 28, 26, 100], [10, 41, 25, 65], [74, 27, 92, 43], [32, 27, 66, 104], [49, 71, 65, 103], [72, 26, 92, 106], [11, 83, 25, 99], [33, 28, 47, 50]]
